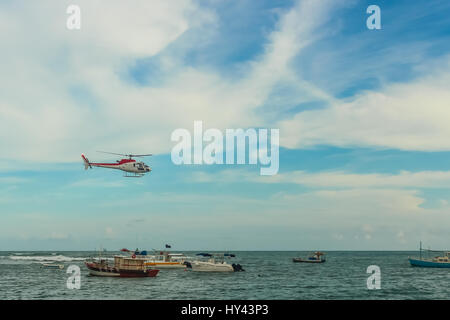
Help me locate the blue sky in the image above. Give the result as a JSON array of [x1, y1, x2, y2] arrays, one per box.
[[1, 0, 450, 250]]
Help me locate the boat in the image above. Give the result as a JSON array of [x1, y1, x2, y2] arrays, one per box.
[[40, 263, 64, 269], [184, 253, 244, 272], [408, 242, 450, 268], [85, 255, 159, 277], [122, 248, 188, 269], [293, 251, 326, 263], [143, 251, 188, 269]]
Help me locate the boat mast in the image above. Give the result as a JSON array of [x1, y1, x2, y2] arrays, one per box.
[[419, 241, 422, 260]]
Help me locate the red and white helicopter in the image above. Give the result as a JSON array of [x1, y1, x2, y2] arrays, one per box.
[[81, 151, 152, 177]]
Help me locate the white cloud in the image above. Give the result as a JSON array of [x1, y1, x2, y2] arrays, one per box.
[[191, 168, 450, 190], [279, 59, 450, 151], [153, 187, 448, 248], [0, 0, 339, 162], [2, 0, 450, 165], [258, 170, 450, 189], [48, 232, 70, 240], [1, 184, 448, 249], [105, 227, 113, 236], [0, 177, 29, 184], [68, 178, 125, 188], [0, 0, 216, 161], [277, 188, 427, 216], [183, 168, 450, 247], [396, 230, 406, 244]]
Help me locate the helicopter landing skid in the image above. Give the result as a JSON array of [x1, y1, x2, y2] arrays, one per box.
[[123, 173, 145, 178]]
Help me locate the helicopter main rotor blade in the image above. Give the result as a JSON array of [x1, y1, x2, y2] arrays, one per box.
[[130, 154, 152, 157], [96, 151, 152, 158], [97, 151, 128, 156]]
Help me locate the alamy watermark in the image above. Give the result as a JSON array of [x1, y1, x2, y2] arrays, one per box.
[[66, 265, 81, 289], [171, 121, 279, 176], [366, 5, 381, 30], [65, 4, 381, 31], [66, 5, 81, 30], [366, 265, 381, 290]]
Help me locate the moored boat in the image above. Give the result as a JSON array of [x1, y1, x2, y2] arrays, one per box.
[[184, 253, 244, 272], [85, 255, 159, 277], [408, 242, 450, 268], [293, 251, 326, 263], [122, 248, 187, 269], [144, 252, 187, 269]]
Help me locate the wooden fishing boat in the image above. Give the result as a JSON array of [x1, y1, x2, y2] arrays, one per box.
[[409, 242, 450, 268], [85, 256, 159, 277], [293, 251, 326, 263]]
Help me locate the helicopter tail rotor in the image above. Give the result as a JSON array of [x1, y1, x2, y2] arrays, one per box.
[[81, 154, 92, 170]]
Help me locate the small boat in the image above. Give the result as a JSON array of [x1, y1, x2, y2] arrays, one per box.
[[143, 251, 188, 269], [184, 253, 244, 272], [293, 251, 326, 263], [121, 248, 188, 269], [85, 255, 159, 277], [40, 263, 64, 269], [409, 242, 450, 268]]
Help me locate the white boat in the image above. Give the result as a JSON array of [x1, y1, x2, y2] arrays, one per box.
[[188, 260, 234, 272], [143, 251, 187, 269], [122, 249, 188, 269], [184, 253, 244, 272]]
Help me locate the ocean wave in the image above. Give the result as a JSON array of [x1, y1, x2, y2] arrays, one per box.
[[9, 255, 86, 262]]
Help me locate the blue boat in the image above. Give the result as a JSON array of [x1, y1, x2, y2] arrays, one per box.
[[409, 242, 450, 268], [293, 251, 326, 263]]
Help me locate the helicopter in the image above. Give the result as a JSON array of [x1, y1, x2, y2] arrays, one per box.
[[81, 151, 152, 177]]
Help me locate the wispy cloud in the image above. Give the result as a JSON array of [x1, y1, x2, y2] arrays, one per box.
[[68, 178, 125, 188], [279, 58, 450, 151], [190, 168, 450, 189], [0, 176, 29, 184], [0, 0, 339, 162]]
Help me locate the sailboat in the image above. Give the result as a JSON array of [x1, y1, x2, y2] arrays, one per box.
[[408, 242, 450, 268]]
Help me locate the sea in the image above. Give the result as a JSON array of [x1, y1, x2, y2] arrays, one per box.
[[0, 251, 448, 300]]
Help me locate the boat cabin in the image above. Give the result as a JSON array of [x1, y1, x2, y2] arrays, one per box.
[[432, 252, 449, 263], [114, 256, 147, 271]]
